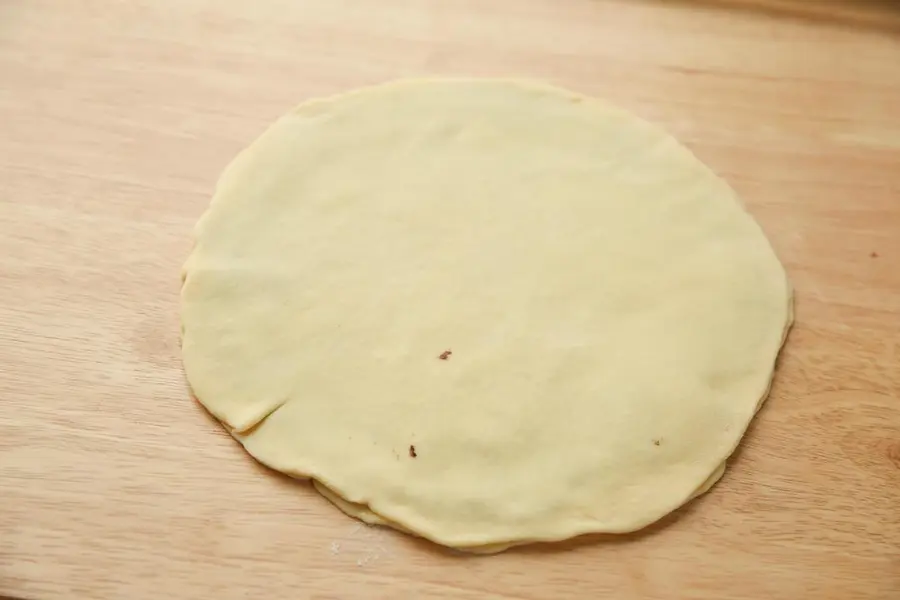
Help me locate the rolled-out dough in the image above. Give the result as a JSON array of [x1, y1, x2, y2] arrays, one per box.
[[182, 79, 793, 551]]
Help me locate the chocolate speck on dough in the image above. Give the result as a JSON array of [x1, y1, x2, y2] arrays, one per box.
[[439, 350, 452, 360], [871, 251, 879, 258], [409, 445, 417, 458], [653, 439, 661, 446]]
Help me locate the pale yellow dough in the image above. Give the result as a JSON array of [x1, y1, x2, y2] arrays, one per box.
[[182, 79, 792, 551]]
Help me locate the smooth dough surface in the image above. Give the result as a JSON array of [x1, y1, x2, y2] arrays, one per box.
[[182, 79, 792, 550]]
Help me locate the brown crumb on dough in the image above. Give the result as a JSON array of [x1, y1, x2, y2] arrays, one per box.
[[871, 251, 879, 258], [653, 439, 661, 446], [438, 350, 452, 360], [409, 444, 417, 458]]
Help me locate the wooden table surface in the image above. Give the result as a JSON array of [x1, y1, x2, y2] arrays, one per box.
[[2, 1, 899, 598]]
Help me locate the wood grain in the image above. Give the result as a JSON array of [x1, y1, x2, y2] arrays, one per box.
[[1, 1, 899, 598]]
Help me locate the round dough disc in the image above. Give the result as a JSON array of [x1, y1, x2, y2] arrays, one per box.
[[181, 79, 792, 550]]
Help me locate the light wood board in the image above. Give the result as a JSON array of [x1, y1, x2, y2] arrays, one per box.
[[1, 1, 899, 598]]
